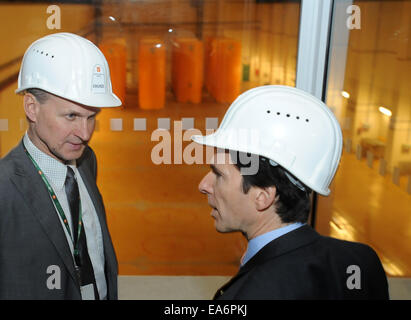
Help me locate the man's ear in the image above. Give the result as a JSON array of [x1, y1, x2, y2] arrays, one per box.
[[254, 186, 277, 211], [24, 93, 39, 123]]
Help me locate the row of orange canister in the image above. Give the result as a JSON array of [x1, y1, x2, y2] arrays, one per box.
[[99, 37, 242, 109]]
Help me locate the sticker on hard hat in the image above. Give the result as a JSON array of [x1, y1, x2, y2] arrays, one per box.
[[92, 64, 106, 94]]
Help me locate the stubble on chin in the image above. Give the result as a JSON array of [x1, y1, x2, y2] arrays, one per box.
[[49, 145, 85, 164]]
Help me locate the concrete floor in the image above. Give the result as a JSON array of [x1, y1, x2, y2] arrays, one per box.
[[118, 276, 411, 300]]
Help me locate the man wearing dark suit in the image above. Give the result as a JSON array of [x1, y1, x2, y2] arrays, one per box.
[[0, 33, 121, 299], [193, 85, 389, 300]]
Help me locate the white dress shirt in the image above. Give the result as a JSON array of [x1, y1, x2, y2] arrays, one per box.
[[23, 133, 107, 299]]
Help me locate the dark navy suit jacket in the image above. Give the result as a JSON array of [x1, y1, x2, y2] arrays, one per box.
[[214, 225, 389, 300]]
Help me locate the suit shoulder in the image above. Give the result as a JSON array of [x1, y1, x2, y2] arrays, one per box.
[[81, 145, 97, 161], [319, 235, 381, 260], [317, 236, 388, 283], [78, 146, 98, 178], [78, 146, 97, 167], [0, 149, 19, 182]]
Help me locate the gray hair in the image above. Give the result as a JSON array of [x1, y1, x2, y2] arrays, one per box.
[[25, 88, 49, 104]]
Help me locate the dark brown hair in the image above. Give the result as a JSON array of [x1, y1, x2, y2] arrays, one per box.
[[231, 150, 312, 224]]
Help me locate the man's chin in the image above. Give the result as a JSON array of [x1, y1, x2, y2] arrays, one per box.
[[52, 147, 85, 163], [214, 222, 232, 234], [65, 149, 85, 161]]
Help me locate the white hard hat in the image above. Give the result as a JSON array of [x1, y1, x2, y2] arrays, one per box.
[[16, 32, 122, 108], [192, 85, 343, 196]]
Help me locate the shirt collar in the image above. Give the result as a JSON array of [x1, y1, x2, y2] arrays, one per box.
[[23, 132, 76, 191], [241, 222, 305, 266]]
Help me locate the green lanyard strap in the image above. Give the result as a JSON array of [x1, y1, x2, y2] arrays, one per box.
[[23, 145, 83, 258]]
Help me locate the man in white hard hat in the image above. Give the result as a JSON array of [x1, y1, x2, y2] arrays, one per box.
[[194, 85, 389, 299], [0, 33, 121, 299]]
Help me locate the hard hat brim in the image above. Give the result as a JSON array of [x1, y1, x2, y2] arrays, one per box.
[[16, 86, 122, 108]]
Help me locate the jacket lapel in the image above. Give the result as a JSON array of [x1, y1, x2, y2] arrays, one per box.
[[9, 141, 78, 285], [214, 225, 320, 299]]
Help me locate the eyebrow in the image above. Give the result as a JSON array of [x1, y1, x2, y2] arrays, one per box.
[[210, 164, 223, 176], [66, 110, 100, 117]]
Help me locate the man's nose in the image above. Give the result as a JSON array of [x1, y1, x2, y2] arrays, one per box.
[[198, 171, 213, 195], [75, 118, 93, 142]]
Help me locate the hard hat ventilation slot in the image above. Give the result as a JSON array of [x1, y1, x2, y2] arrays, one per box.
[[33, 48, 54, 59], [267, 110, 310, 123]]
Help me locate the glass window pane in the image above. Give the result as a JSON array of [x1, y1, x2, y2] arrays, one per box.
[[319, 0, 411, 277], [0, 0, 301, 278]]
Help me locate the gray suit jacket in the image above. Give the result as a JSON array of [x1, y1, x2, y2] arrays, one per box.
[[0, 141, 118, 299]]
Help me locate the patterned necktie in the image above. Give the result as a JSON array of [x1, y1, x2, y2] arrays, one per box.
[[65, 166, 99, 299]]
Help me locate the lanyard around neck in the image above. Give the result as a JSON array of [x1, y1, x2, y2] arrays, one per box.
[[23, 144, 83, 255]]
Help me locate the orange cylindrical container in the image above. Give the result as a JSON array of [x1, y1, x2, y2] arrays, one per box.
[[99, 38, 127, 106], [205, 37, 242, 103], [204, 36, 217, 98], [172, 38, 204, 103], [214, 38, 242, 103], [138, 38, 166, 109]]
